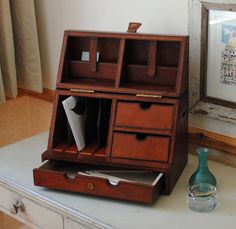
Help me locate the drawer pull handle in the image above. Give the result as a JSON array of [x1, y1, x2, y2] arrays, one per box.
[[9, 200, 25, 215], [139, 102, 151, 110], [87, 182, 95, 190], [136, 133, 147, 141]]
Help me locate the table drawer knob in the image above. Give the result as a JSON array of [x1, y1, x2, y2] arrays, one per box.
[[9, 200, 25, 215]]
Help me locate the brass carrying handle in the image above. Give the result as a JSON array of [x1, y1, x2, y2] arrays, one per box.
[[127, 22, 142, 33]]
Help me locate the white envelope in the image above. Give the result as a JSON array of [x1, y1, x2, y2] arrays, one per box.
[[62, 96, 86, 151]]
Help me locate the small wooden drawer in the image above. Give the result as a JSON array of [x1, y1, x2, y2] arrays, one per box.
[[33, 161, 164, 204], [115, 101, 174, 130], [111, 132, 169, 162]]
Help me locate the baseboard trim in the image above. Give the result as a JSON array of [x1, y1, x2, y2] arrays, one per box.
[[18, 88, 55, 102], [189, 127, 236, 156]]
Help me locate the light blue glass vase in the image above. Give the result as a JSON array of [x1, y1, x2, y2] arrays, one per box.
[[189, 148, 217, 187]]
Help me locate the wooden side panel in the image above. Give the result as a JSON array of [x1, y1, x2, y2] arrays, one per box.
[[165, 94, 188, 194], [180, 37, 189, 96]]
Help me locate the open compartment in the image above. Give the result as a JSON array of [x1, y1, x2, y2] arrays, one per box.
[[58, 35, 121, 88], [120, 39, 181, 94], [33, 160, 164, 204], [50, 94, 112, 159]]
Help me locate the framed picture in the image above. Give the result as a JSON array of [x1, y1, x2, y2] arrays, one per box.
[[188, 1, 236, 156], [201, 5, 236, 108]]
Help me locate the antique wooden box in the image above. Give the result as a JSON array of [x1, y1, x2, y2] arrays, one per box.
[[33, 30, 189, 204]]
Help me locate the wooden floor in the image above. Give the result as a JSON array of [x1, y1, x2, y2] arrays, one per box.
[[0, 95, 53, 229]]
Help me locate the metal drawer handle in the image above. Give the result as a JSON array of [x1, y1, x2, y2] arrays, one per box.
[[9, 200, 25, 215]]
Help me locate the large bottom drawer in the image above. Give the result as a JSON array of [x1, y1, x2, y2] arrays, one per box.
[[33, 161, 164, 204]]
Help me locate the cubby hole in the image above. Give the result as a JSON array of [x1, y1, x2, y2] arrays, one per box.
[[60, 36, 121, 87], [52, 95, 112, 158], [120, 40, 181, 92]]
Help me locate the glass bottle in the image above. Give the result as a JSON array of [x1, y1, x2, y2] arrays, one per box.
[[189, 148, 217, 187]]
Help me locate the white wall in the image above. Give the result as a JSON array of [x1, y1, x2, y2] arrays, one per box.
[[35, 0, 189, 89]]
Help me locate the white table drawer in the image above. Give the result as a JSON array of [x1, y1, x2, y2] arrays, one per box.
[[64, 217, 105, 229], [64, 217, 91, 229], [0, 185, 63, 229]]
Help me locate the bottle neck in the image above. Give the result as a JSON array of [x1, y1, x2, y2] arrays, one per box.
[[197, 152, 209, 171]]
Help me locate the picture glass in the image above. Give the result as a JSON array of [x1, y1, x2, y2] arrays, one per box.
[[207, 9, 236, 103]]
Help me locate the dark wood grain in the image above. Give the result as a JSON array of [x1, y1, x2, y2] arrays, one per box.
[[34, 30, 189, 203]]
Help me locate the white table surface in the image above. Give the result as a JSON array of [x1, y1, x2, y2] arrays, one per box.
[[0, 132, 235, 229]]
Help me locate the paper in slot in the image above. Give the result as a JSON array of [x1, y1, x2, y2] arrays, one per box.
[[62, 96, 86, 151], [97, 99, 111, 148], [81, 51, 100, 62], [78, 170, 163, 186]]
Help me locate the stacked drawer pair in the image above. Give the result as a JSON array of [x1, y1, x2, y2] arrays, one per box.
[[112, 100, 174, 163]]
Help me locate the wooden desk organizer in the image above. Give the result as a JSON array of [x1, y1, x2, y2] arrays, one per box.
[[33, 30, 189, 204]]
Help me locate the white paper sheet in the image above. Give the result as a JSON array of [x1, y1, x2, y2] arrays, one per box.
[[62, 96, 86, 151]]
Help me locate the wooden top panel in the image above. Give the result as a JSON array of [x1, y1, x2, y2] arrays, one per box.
[[64, 30, 188, 41]]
